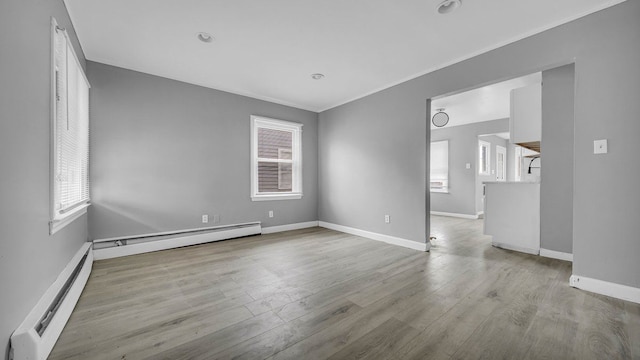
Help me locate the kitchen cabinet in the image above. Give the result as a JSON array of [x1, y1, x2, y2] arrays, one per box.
[[510, 83, 541, 145]]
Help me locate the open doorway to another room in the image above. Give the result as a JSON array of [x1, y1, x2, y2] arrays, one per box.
[[428, 63, 575, 261]]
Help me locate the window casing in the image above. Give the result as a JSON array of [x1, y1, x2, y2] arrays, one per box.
[[251, 116, 302, 201], [514, 146, 523, 181], [496, 145, 506, 181], [430, 140, 449, 193], [50, 18, 90, 234], [479, 140, 491, 175]]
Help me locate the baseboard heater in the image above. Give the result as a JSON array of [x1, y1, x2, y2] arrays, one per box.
[[92, 222, 262, 260], [11, 243, 93, 360]]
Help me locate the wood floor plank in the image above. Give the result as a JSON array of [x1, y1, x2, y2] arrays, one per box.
[[326, 318, 420, 360], [49, 218, 640, 360], [211, 297, 363, 360], [147, 311, 284, 360]]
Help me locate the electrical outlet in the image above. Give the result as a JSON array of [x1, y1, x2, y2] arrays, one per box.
[[202, 214, 209, 223], [213, 214, 220, 224], [385, 215, 390, 224], [594, 139, 608, 154], [466, 163, 471, 169], [269, 210, 274, 218]]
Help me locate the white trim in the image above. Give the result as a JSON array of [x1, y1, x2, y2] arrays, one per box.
[[539, 248, 573, 262], [430, 211, 479, 219], [50, 17, 91, 234], [251, 193, 303, 201], [250, 115, 303, 201], [262, 221, 319, 234], [49, 203, 89, 235], [11, 243, 93, 360], [317, 0, 627, 112], [430, 189, 449, 194], [491, 241, 539, 255], [479, 140, 491, 175], [496, 145, 507, 181], [318, 221, 429, 252], [93, 224, 262, 260], [570, 275, 640, 304]]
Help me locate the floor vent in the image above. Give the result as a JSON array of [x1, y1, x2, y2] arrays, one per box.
[[11, 243, 93, 360]]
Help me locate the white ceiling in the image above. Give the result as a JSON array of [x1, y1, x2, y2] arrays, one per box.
[[431, 72, 541, 129], [64, 0, 625, 112]]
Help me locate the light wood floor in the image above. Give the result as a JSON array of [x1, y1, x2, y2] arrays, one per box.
[[50, 216, 639, 359]]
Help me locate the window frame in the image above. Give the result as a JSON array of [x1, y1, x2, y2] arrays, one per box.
[[496, 145, 506, 181], [479, 140, 491, 176], [430, 140, 449, 193], [250, 115, 303, 201], [49, 18, 91, 234], [514, 146, 523, 181]]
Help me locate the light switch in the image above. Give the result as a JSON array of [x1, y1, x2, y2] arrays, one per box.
[[465, 163, 471, 169], [594, 139, 608, 154]]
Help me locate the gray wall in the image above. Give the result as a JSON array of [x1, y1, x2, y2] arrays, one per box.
[[319, 1, 640, 288], [318, 83, 428, 243], [476, 135, 509, 214], [87, 62, 318, 240], [0, 1, 88, 358], [429, 120, 509, 216], [540, 64, 575, 254]]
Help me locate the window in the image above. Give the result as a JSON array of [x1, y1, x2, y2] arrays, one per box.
[[50, 18, 90, 234], [514, 146, 523, 181], [496, 145, 506, 181], [251, 116, 302, 201], [430, 140, 449, 193], [479, 140, 490, 175]]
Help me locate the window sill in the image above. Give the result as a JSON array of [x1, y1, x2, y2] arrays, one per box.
[[50, 203, 90, 235], [251, 193, 303, 201], [430, 189, 449, 194]]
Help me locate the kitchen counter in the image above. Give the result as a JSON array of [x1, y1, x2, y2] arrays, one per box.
[[483, 182, 540, 255]]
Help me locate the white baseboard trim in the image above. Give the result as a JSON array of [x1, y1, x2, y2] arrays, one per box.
[[492, 242, 539, 255], [262, 221, 319, 234], [318, 221, 429, 252], [430, 211, 479, 219], [93, 224, 261, 260], [540, 248, 573, 262], [570, 275, 640, 304], [11, 243, 93, 360]]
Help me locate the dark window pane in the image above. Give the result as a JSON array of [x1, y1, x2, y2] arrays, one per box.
[[258, 127, 292, 159], [258, 161, 292, 192]]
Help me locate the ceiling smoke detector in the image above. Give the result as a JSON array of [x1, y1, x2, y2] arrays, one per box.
[[437, 0, 461, 14], [197, 32, 214, 43], [311, 73, 325, 80]]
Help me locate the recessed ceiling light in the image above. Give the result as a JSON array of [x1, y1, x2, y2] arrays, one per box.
[[311, 73, 325, 80], [197, 32, 214, 43], [437, 0, 461, 14]]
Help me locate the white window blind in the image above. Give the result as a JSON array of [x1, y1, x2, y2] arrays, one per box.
[[251, 116, 302, 201], [430, 140, 449, 193], [51, 20, 90, 230]]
